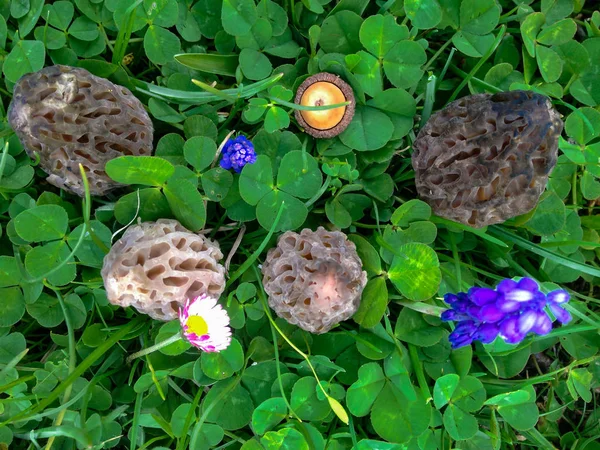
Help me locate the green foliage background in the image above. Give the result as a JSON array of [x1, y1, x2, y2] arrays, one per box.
[[0, 0, 599, 449]]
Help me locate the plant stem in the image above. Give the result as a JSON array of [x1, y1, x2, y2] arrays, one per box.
[[254, 266, 348, 423], [45, 289, 76, 450], [109, 38, 143, 44], [423, 39, 452, 72], [572, 167, 578, 205], [447, 25, 507, 103], [126, 333, 183, 363], [499, 6, 520, 23], [3, 317, 145, 426], [408, 344, 432, 403], [392, 299, 446, 317], [99, 24, 114, 53], [175, 387, 203, 450], [225, 201, 284, 289]]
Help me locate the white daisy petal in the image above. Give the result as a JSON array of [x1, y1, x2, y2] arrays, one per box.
[[181, 294, 232, 352], [188, 295, 218, 316]]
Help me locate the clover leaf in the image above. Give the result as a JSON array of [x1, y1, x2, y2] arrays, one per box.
[[371, 384, 431, 443], [221, 0, 257, 36], [388, 243, 441, 300], [319, 11, 363, 54], [339, 105, 394, 151], [239, 151, 322, 231], [434, 374, 486, 441], [359, 14, 408, 58], [485, 386, 539, 431], [405, 0, 442, 30]]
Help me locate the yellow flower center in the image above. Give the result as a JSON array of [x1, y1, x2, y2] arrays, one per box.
[[186, 315, 209, 336]]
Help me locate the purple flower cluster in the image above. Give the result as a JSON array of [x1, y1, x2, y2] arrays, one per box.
[[219, 135, 257, 173], [442, 278, 571, 349]]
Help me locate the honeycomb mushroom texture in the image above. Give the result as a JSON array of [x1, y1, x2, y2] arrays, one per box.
[[412, 90, 563, 228], [101, 219, 225, 321], [262, 227, 367, 334], [8, 65, 153, 197]]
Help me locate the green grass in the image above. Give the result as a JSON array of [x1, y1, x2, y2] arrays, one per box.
[[0, 0, 599, 449]]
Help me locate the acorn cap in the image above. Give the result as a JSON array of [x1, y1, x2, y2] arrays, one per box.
[[294, 73, 355, 138]]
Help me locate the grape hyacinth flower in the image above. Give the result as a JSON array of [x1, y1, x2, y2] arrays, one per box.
[[441, 278, 571, 349], [179, 294, 232, 352], [219, 135, 257, 173]]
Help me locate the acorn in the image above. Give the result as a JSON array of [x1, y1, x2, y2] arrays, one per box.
[[294, 73, 355, 138]]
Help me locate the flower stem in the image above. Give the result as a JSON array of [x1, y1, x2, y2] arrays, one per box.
[[126, 333, 183, 364], [253, 265, 349, 424], [268, 311, 301, 422], [408, 344, 432, 403]]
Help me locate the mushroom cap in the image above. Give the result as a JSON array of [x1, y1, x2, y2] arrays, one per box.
[[8, 65, 153, 197], [262, 227, 367, 334], [294, 73, 355, 139], [101, 219, 225, 321], [412, 90, 563, 228]]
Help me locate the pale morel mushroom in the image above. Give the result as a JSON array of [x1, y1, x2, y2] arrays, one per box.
[[8, 65, 153, 197], [262, 227, 367, 334], [101, 219, 225, 321], [294, 72, 355, 139], [412, 90, 563, 228]]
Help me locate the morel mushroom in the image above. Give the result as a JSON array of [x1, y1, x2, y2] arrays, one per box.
[[294, 73, 355, 138], [8, 65, 153, 197], [262, 227, 367, 334], [412, 90, 563, 228], [101, 219, 225, 321]]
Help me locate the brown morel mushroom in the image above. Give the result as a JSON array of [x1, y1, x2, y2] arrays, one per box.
[[8, 65, 153, 197], [262, 227, 367, 334], [412, 90, 563, 228], [294, 73, 355, 138], [101, 219, 225, 321]]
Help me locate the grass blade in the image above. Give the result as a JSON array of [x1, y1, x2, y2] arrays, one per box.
[[430, 216, 508, 248], [225, 201, 285, 289], [175, 53, 238, 77], [3, 316, 144, 425], [490, 226, 600, 278], [137, 73, 283, 105], [191, 78, 237, 102], [112, 0, 143, 65], [271, 96, 350, 111], [447, 25, 507, 103]]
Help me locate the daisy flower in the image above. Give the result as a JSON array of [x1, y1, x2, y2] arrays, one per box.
[[179, 294, 232, 352]]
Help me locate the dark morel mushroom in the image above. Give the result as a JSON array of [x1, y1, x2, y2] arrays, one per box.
[[262, 227, 367, 334], [412, 90, 563, 227], [8, 65, 153, 197], [294, 72, 355, 139]]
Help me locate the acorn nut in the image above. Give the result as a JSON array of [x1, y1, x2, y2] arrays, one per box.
[[294, 73, 355, 138]]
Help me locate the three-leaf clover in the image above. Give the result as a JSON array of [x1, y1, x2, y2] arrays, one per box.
[[243, 85, 293, 133], [239, 151, 323, 231]]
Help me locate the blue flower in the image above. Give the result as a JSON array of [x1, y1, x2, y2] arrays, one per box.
[[219, 135, 257, 173], [442, 278, 571, 349]]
